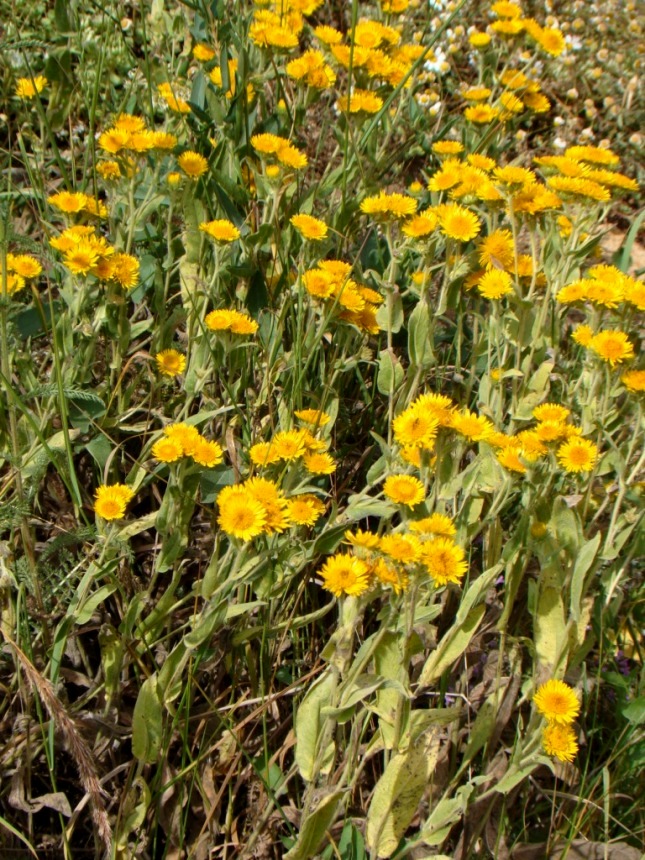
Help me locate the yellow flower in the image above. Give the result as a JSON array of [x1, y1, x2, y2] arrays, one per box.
[[63, 242, 101, 275], [193, 43, 216, 61], [621, 369, 645, 392], [155, 349, 186, 377], [408, 513, 456, 537], [463, 87, 493, 101], [217, 485, 267, 541], [97, 161, 122, 180], [276, 145, 308, 170], [360, 192, 417, 220], [432, 140, 464, 155], [557, 438, 599, 473], [412, 393, 455, 427], [533, 679, 580, 724], [497, 447, 527, 474], [379, 534, 420, 564], [383, 475, 425, 507], [547, 176, 610, 202], [294, 408, 331, 426], [191, 438, 224, 468], [438, 204, 481, 241], [533, 403, 570, 423], [151, 132, 178, 150], [303, 451, 336, 474], [337, 89, 384, 114], [48, 191, 89, 213], [419, 537, 467, 586], [6, 254, 42, 278], [178, 151, 208, 179], [589, 330, 634, 366], [164, 423, 201, 456], [402, 211, 438, 238], [111, 253, 139, 289], [287, 494, 325, 526], [290, 214, 328, 240], [478, 229, 515, 270], [536, 28, 566, 57], [319, 553, 371, 598], [392, 406, 438, 449], [477, 269, 513, 300], [313, 24, 343, 45], [571, 324, 594, 347], [565, 145, 619, 166], [158, 82, 191, 113], [15, 75, 47, 99], [490, 0, 522, 18], [152, 437, 184, 463], [98, 128, 132, 154], [530, 521, 548, 538], [469, 32, 491, 47], [451, 409, 495, 441], [464, 104, 500, 124], [94, 484, 134, 520], [250, 133, 289, 154], [344, 529, 380, 549], [199, 219, 241, 242], [543, 723, 578, 762]]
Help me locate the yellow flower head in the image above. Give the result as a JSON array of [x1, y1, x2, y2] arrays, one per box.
[[152, 437, 184, 463], [94, 484, 134, 520], [451, 409, 495, 441], [111, 253, 140, 289], [557, 438, 599, 473], [192, 438, 224, 468], [287, 494, 325, 526], [477, 269, 513, 300], [155, 349, 186, 377], [164, 423, 201, 456], [15, 75, 48, 99], [589, 330, 634, 366], [533, 403, 570, 423], [6, 254, 42, 279], [319, 553, 371, 598], [303, 451, 336, 474], [360, 192, 417, 220], [290, 214, 328, 240], [178, 151, 208, 179], [533, 679, 580, 724], [217, 485, 266, 541], [419, 537, 467, 586], [294, 408, 331, 426], [392, 405, 439, 449], [438, 204, 481, 241], [383, 474, 425, 507], [621, 369, 645, 392], [199, 219, 241, 242], [543, 723, 579, 762], [408, 513, 456, 537]]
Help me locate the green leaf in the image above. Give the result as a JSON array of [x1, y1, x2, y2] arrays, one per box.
[[622, 697, 645, 724], [570, 532, 601, 622], [73, 584, 117, 626], [377, 349, 404, 396], [295, 670, 337, 782], [535, 584, 566, 670], [408, 301, 434, 368], [418, 605, 486, 688], [284, 790, 343, 860], [132, 675, 164, 763], [420, 794, 465, 847], [365, 733, 439, 858]]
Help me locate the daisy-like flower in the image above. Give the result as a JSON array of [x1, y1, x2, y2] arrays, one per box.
[[557, 438, 599, 473], [164, 423, 201, 456], [276, 145, 308, 170], [621, 369, 645, 392], [7, 254, 42, 278], [303, 451, 336, 474], [152, 437, 184, 463], [533, 679, 580, 724], [469, 32, 491, 47], [15, 75, 48, 99], [464, 104, 500, 124], [178, 151, 208, 179], [94, 484, 135, 520], [497, 447, 527, 473], [360, 191, 417, 220], [217, 485, 267, 541], [379, 533, 420, 564], [290, 214, 328, 240], [319, 553, 371, 598], [111, 253, 140, 289], [432, 140, 464, 156], [533, 403, 570, 423], [287, 494, 325, 526], [155, 349, 186, 377], [294, 408, 331, 426], [477, 269, 513, 300], [383, 475, 425, 507], [588, 331, 635, 366], [199, 220, 240, 242], [372, 557, 409, 594], [191, 438, 224, 468], [402, 211, 438, 238], [572, 324, 594, 347], [63, 242, 101, 275], [451, 409, 495, 442], [419, 537, 467, 586], [337, 89, 384, 114], [438, 204, 481, 241], [542, 723, 579, 762], [48, 191, 89, 214], [478, 229, 515, 270], [408, 513, 456, 536], [97, 161, 122, 181], [392, 407, 439, 449]]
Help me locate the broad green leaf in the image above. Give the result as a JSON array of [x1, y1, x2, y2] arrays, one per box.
[[73, 584, 117, 626], [115, 777, 151, 853], [408, 301, 434, 368], [295, 671, 338, 782], [420, 795, 465, 846], [377, 348, 404, 396], [418, 604, 486, 688], [365, 732, 439, 858], [284, 790, 343, 860], [570, 532, 601, 621], [132, 675, 164, 763], [622, 697, 645, 724], [535, 584, 566, 669]]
